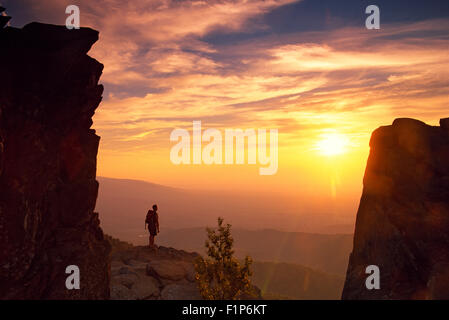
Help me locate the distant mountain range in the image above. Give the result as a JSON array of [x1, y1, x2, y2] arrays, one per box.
[[96, 176, 355, 234], [157, 227, 352, 275], [251, 261, 344, 299], [96, 177, 354, 275]]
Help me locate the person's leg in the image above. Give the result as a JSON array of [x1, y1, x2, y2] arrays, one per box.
[[150, 234, 155, 246]]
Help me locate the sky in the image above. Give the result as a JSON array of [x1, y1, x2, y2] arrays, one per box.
[[2, 0, 449, 221]]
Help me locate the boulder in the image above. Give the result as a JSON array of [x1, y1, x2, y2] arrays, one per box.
[[146, 260, 187, 281], [110, 284, 138, 300], [131, 276, 160, 300], [109, 240, 202, 300]]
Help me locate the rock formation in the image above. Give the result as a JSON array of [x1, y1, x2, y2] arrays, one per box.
[[107, 236, 263, 300], [108, 237, 202, 300], [0, 20, 110, 299], [342, 118, 449, 299]]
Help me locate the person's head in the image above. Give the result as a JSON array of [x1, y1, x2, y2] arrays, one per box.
[[152, 204, 158, 212]]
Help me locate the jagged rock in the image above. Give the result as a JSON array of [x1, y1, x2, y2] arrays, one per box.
[[108, 241, 203, 300], [0, 22, 109, 299], [342, 118, 449, 300]]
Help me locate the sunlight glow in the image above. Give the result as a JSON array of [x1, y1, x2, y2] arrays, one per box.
[[315, 133, 349, 157]]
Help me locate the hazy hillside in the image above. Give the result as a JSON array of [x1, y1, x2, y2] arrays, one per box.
[[96, 177, 355, 235], [156, 228, 352, 275], [251, 261, 344, 300], [97, 177, 354, 275]]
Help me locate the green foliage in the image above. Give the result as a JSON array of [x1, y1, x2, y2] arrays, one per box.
[[194, 217, 253, 300]]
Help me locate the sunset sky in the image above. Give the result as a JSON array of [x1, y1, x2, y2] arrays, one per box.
[[3, 0, 449, 220]]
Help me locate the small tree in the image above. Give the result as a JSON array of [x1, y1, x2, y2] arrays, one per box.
[[195, 217, 253, 300]]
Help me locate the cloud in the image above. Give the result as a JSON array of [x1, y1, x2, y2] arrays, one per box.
[[9, 0, 449, 154], [91, 14, 449, 153]]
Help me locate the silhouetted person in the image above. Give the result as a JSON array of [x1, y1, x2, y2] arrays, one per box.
[[145, 204, 160, 249]]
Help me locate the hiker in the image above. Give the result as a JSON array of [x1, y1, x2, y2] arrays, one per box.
[[145, 204, 160, 248]]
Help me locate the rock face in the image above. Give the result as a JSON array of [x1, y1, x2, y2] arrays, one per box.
[[109, 239, 202, 300], [0, 22, 110, 299], [342, 118, 449, 300]]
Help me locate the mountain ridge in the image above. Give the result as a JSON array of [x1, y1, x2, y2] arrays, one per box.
[[96, 176, 356, 234]]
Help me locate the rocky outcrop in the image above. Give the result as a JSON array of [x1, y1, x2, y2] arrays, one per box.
[[0, 21, 109, 299], [108, 237, 263, 300], [342, 118, 449, 300], [108, 239, 201, 300]]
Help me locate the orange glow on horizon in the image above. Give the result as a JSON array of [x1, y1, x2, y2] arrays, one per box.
[[82, 3, 449, 222]]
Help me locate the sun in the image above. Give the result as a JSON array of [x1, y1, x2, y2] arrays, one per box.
[[315, 132, 349, 156]]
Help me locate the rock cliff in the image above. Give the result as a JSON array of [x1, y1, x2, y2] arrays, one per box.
[[342, 118, 449, 299], [0, 20, 110, 299]]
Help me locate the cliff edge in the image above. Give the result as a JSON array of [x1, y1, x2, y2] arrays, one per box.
[[342, 118, 449, 299], [0, 21, 110, 299], [108, 236, 202, 300]]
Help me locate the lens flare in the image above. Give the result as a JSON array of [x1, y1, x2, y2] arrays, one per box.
[[315, 133, 349, 156]]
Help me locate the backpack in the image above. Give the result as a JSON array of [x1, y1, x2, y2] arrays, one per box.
[[145, 210, 154, 225]]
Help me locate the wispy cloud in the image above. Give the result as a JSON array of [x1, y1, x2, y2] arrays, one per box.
[[86, 11, 449, 152], [7, 0, 449, 161]]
